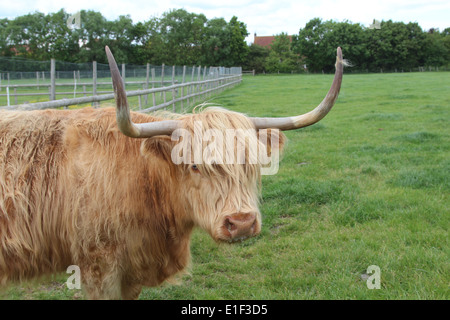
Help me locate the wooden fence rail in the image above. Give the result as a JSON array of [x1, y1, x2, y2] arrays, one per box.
[[0, 74, 242, 112], [0, 58, 242, 112], [0, 80, 176, 89]]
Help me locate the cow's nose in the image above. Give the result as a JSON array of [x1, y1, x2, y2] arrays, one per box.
[[223, 213, 258, 242]]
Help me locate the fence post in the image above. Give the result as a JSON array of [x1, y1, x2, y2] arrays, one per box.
[[92, 60, 97, 107], [161, 64, 166, 108], [73, 71, 77, 99], [6, 86, 9, 106], [121, 63, 126, 86], [196, 66, 201, 105], [181, 66, 186, 112], [145, 63, 150, 105], [216, 67, 220, 94], [172, 65, 176, 112], [50, 58, 56, 101], [202, 66, 207, 101], [151, 68, 156, 107], [189, 66, 195, 107], [207, 67, 212, 99]]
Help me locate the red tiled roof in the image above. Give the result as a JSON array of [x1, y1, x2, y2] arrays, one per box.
[[254, 36, 276, 48], [10, 45, 32, 55], [253, 34, 293, 48]]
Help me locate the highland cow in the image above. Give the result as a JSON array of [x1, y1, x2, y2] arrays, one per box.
[[0, 47, 344, 299]]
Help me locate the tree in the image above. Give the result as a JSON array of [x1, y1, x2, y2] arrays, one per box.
[[107, 15, 138, 64], [146, 9, 207, 65], [0, 18, 11, 57], [423, 29, 449, 67], [442, 28, 450, 64], [295, 19, 368, 72], [321, 21, 367, 70], [295, 18, 449, 72], [1, 10, 448, 70], [45, 9, 80, 62], [201, 18, 228, 66], [295, 18, 335, 72], [5, 12, 48, 60], [364, 20, 428, 71], [369, 21, 410, 70], [77, 10, 110, 63], [243, 44, 270, 73], [224, 16, 249, 67], [265, 33, 300, 73], [128, 21, 152, 64]]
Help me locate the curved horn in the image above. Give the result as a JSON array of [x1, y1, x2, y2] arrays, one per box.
[[251, 47, 344, 131], [105, 46, 179, 138]]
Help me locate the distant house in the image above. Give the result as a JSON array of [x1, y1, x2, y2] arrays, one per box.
[[10, 45, 32, 56], [253, 33, 293, 48]]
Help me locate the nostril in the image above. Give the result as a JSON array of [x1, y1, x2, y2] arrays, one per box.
[[225, 218, 237, 233], [222, 213, 258, 239]]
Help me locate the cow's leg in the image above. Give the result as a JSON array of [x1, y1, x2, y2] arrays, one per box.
[[121, 282, 142, 300], [81, 264, 122, 299], [78, 248, 124, 300]]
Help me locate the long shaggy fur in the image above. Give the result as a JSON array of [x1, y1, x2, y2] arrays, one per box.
[[0, 107, 284, 299]]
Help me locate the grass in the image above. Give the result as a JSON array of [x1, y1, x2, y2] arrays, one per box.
[[1, 72, 449, 300]]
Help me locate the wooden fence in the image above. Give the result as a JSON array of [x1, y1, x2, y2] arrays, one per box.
[[0, 75, 242, 112], [0, 59, 242, 112]]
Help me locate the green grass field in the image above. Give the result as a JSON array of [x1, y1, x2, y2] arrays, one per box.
[[2, 72, 449, 300]]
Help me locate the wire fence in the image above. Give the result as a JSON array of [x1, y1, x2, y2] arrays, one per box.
[[336, 65, 450, 74], [0, 57, 242, 113]]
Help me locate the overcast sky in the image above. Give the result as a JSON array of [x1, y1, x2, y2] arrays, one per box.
[[2, 0, 449, 43]]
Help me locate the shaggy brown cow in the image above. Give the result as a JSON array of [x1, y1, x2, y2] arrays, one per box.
[[0, 47, 344, 299]]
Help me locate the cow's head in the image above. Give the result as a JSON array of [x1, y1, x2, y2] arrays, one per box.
[[105, 46, 344, 243]]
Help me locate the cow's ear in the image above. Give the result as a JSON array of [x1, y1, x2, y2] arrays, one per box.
[[140, 136, 175, 163], [256, 128, 286, 157]]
